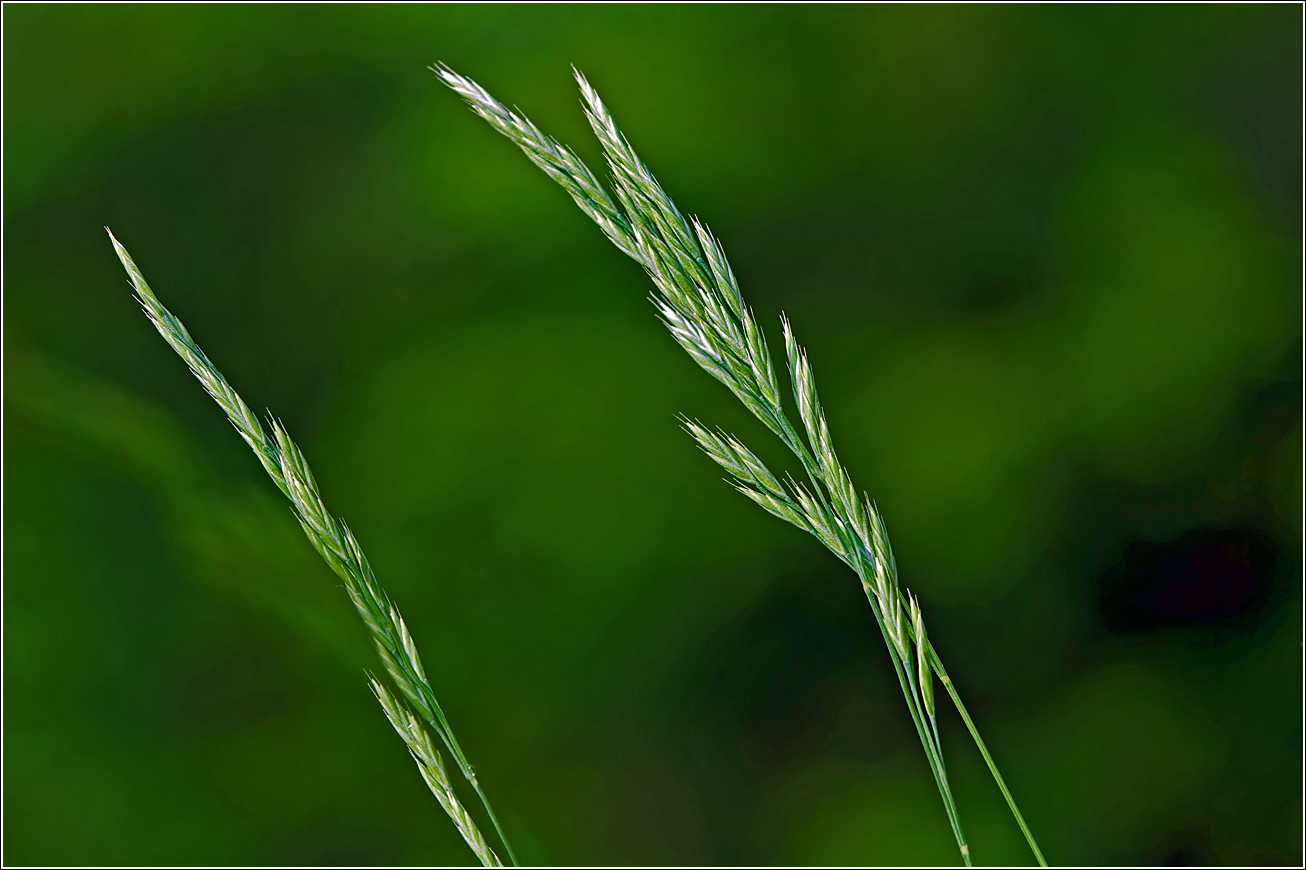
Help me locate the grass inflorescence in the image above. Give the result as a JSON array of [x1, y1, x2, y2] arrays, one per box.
[[106, 229, 515, 868], [434, 62, 1047, 867]]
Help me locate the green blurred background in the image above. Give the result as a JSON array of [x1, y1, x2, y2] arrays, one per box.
[[4, 5, 1301, 866]]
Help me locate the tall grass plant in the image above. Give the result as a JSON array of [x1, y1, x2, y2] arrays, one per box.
[[434, 63, 1047, 867], [107, 230, 517, 868]]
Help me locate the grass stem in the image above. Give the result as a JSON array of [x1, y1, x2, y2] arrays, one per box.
[[933, 655, 1048, 867]]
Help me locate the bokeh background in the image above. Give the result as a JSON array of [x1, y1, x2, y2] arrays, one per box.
[[4, 5, 1301, 866]]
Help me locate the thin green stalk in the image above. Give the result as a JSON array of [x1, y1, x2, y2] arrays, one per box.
[[107, 228, 517, 868], [902, 666, 961, 842], [902, 669, 966, 864], [933, 652, 1048, 867], [861, 575, 969, 865], [929, 713, 947, 789], [371, 678, 504, 867], [435, 63, 1044, 867], [471, 782, 516, 867]]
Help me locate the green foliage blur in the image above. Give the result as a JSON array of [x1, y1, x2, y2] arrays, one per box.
[[4, 5, 1300, 866]]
